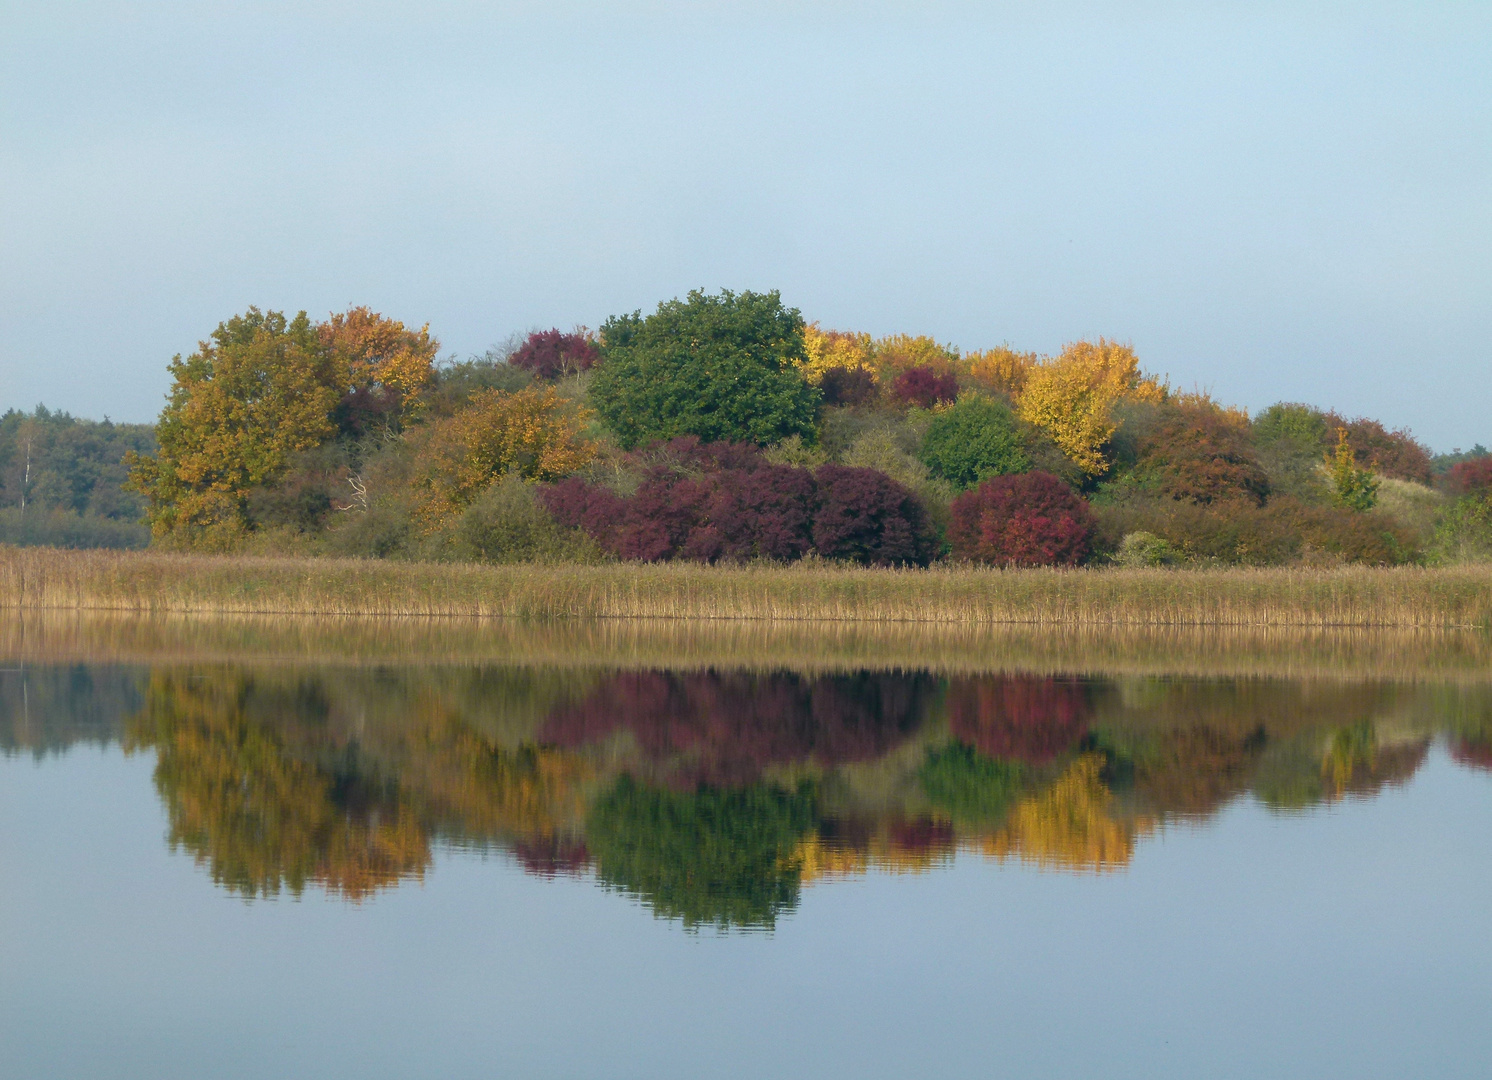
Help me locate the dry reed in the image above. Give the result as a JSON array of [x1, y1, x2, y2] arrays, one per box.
[[2, 546, 1490, 628]]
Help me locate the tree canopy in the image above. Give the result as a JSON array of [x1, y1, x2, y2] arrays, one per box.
[[589, 289, 820, 448]]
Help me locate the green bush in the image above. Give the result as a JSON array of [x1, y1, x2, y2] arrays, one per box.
[[0, 508, 149, 549], [1428, 495, 1492, 564], [590, 289, 820, 448], [919, 396, 1027, 489], [451, 474, 601, 563], [1113, 530, 1178, 567]]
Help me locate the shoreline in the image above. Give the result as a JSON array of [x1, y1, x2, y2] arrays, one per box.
[[3, 545, 1490, 629]]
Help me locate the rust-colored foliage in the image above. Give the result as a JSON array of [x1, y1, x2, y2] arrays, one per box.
[[947, 471, 1095, 566], [1447, 455, 1492, 497], [1321, 413, 1434, 484], [947, 675, 1091, 764], [509, 329, 602, 380], [1136, 396, 1270, 506], [319, 306, 438, 430]]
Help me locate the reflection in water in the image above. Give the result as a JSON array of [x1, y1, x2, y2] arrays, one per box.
[[3, 662, 1488, 928]]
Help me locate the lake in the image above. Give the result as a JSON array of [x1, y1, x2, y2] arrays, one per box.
[[2, 617, 1490, 1078]]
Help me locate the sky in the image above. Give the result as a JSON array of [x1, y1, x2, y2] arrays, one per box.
[[1, 1, 1488, 451]]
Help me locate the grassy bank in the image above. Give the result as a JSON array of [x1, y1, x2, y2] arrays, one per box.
[[3, 545, 1490, 628]]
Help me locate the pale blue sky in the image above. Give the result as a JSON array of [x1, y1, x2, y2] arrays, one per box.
[[2, 2, 1488, 449]]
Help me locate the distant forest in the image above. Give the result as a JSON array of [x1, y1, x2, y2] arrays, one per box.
[[5, 291, 1490, 565]]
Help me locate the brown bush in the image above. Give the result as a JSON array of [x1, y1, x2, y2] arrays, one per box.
[[1322, 414, 1433, 484], [1134, 399, 1269, 506]]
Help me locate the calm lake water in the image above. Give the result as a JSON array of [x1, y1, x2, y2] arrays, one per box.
[[3, 635, 1491, 1079]]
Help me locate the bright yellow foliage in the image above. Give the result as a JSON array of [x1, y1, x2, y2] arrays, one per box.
[[962, 346, 1036, 398], [414, 386, 597, 530], [800, 323, 875, 383], [872, 333, 959, 382], [1016, 339, 1166, 476], [982, 754, 1154, 871], [319, 305, 438, 413]]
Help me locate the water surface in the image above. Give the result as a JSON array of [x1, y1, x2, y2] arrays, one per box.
[[2, 624, 1490, 1078]]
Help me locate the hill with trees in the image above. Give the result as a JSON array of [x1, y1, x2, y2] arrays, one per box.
[[8, 289, 1489, 568]]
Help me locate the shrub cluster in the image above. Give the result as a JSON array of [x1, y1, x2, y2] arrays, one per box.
[[541, 438, 937, 566], [947, 471, 1096, 567]]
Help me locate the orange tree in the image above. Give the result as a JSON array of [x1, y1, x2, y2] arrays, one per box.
[[319, 305, 438, 434]]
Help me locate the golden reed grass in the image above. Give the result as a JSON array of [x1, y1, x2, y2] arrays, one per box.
[[3, 545, 1489, 627], [6, 609, 1491, 682]]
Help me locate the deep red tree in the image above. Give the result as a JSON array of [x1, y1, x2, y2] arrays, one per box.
[[947, 470, 1094, 566], [891, 365, 959, 409], [1447, 455, 1492, 497], [812, 464, 939, 566], [509, 329, 602, 380]]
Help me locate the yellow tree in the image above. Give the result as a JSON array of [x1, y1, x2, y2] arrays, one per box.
[[1016, 339, 1165, 476], [871, 333, 959, 383], [799, 324, 875, 383], [961, 346, 1035, 399], [126, 308, 342, 542], [413, 386, 597, 530]]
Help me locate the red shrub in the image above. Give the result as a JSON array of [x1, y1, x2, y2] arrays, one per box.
[[947, 675, 1091, 764], [812, 464, 939, 566], [891, 365, 959, 409], [1447, 456, 1492, 497], [947, 471, 1094, 566], [509, 329, 601, 380]]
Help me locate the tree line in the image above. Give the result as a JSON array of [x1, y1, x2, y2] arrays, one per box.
[[7, 289, 1490, 565]]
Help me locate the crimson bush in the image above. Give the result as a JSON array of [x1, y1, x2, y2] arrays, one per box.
[[509, 329, 601, 380], [891, 366, 958, 409], [812, 464, 939, 566], [947, 471, 1094, 566], [1447, 455, 1492, 497]]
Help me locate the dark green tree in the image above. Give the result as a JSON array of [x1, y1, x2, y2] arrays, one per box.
[[584, 775, 818, 929], [919, 395, 1028, 489], [590, 289, 820, 448]]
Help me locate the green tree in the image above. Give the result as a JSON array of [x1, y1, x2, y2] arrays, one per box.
[[126, 309, 342, 542], [1326, 427, 1378, 511], [590, 289, 820, 448], [919, 395, 1028, 489]]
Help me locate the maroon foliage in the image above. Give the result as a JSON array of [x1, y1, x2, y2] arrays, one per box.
[[539, 671, 935, 787], [511, 837, 590, 878], [891, 365, 960, 409], [1447, 456, 1492, 497], [947, 675, 1091, 764], [947, 470, 1094, 566], [509, 329, 602, 380], [819, 366, 878, 408], [812, 464, 939, 566]]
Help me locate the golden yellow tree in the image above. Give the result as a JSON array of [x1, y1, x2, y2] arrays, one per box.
[[413, 386, 597, 530], [961, 346, 1035, 399], [871, 333, 959, 383], [1015, 339, 1166, 476], [799, 324, 875, 383]]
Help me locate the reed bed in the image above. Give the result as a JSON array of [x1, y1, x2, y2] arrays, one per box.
[[6, 609, 1492, 683], [2, 545, 1490, 628]]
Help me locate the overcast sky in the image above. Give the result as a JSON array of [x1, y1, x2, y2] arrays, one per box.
[[2, 2, 1488, 450]]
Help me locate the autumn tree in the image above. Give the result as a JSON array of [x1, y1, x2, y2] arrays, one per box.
[[1326, 427, 1378, 511], [947, 471, 1095, 566], [800, 324, 875, 383], [590, 289, 820, 448], [126, 308, 342, 542], [413, 386, 597, 530], [319, 306, 438, 434], [509, 329, 602, 380], [1133, 396, 1270, 505], [1016, 340, 1165, 477]]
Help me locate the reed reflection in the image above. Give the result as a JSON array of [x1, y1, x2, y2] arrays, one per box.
[[5, 662, 1486, 928]]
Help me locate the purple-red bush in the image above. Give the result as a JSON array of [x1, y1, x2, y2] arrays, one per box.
[[891, 365, 959, 409], [540, 438, 815, 562], [946, 676, 1091, 764], [811, 464, 939, 566], [947, 471, 1095, 566], [1447, 455, 1492, 497], [509, 329, 601, 380], [819, 366, 878, 408]]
